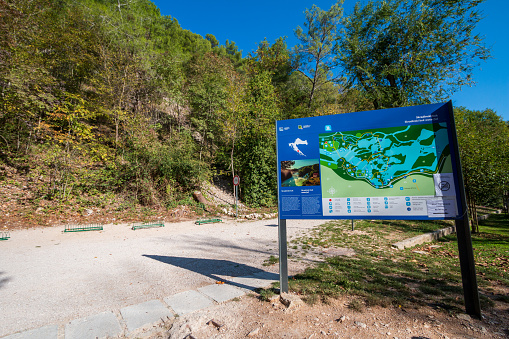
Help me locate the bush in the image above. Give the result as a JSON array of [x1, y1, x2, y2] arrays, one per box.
[[238, 136, 277, 207]]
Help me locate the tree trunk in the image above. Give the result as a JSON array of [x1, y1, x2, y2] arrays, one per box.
[[467, 194, 479, 233], [231, 137, 235, 203]]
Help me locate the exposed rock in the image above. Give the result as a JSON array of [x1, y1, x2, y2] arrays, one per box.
[[336, 315, 347, 323], [207, 318, 224, 330], [280, 293, 304, 310], [247, 327, 260, 337], [267, 294, 280, 303], [354, 321, 367, 328], [281, 169, 292, 182], [193, 191, 209, 205], [456, 313, 472, 322]]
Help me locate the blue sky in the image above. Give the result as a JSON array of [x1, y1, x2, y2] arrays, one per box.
[[153, 0, 509, 121]]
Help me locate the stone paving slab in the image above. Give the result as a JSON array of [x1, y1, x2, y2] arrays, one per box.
[[65, 311, 122, 339], [392, 226, 456, 249], [120, 300, 173, 333], [164, 290, 215, 315], [198, 283, 245, 303], [2, 325, 58, 339], [3, 272, 279, 338]]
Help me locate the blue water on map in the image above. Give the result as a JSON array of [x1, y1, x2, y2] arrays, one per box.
[[320, 125, 448, 188]]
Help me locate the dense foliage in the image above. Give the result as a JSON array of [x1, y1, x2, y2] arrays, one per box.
[[455, 107, 509, 230], [338, 0, 491, 109], [0, 0, 502, 215], [0, 0, 322, 209]]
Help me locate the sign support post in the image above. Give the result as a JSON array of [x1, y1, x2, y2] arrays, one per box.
[[455, 217, 481, 317], [447, 102, 481, 318], [278, 217, 289, 293]]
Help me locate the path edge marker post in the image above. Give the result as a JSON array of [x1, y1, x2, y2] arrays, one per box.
[[447, 101, 481, 318]]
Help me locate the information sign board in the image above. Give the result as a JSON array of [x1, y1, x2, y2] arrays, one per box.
[[276, 102, 463, 220]]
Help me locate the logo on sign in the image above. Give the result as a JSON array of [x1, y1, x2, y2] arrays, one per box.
[[439, 181, 451, 191]]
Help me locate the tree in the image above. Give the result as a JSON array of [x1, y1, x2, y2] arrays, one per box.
[[153, 52, 188, 133], [248, 38, 292, 85], [217, 67, 247, 181], [455, 107, 509, 232], [0, 0, 104, 161], [205, 34, 219, 48], [338, 0, 491, 109], [212, 39, 244, 69], [186, 52, 230, 162], [293, 1, 344, 111], [237, 71, 280, 206]]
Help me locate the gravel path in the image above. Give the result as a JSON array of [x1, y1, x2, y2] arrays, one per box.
[[0, 218, 325, 337]]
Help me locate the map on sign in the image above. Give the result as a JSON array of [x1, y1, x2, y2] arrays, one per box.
[[319, 123, 452, 198]]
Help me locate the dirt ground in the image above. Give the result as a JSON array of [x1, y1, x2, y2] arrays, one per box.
[[131, 290, 509, 339]]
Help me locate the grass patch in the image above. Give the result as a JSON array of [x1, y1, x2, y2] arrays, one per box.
[[289, 215, 509, 313], [257, 287, 278, 302], [472, 214, 509, 286], [262, 255, 279, 266], [347, 299, 365, 312]]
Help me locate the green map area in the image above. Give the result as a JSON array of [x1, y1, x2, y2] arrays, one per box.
[[320, 123, 452, 198]]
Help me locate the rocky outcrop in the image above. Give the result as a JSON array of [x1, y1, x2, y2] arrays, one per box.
[[192, 191, 209, 205], [281, 169, 292, 183]]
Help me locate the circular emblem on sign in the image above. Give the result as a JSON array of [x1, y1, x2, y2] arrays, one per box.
[[233, 175, 240, 186], [438, 181, 451, 191], [328, 186, 336, 196]]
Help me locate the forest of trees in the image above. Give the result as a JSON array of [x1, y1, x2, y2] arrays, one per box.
[[0, 0, 507, 223]]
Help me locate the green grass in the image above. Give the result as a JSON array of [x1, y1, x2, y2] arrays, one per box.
[[472, 214, 509, 287], [262, 255, 279, 266], [288, 215, 509, 313], [257, 287, 278, 302]]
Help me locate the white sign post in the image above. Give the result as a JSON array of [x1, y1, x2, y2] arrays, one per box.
[[233, 175, 240, 218]]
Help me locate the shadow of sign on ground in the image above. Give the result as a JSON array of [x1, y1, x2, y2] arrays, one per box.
[[143, 255, 278, 291]]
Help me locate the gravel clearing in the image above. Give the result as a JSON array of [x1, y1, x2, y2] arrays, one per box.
[[0, 218, 324, 337]]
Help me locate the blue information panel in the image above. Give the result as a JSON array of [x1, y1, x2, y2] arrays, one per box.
[[276, 102, 463, 220]]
